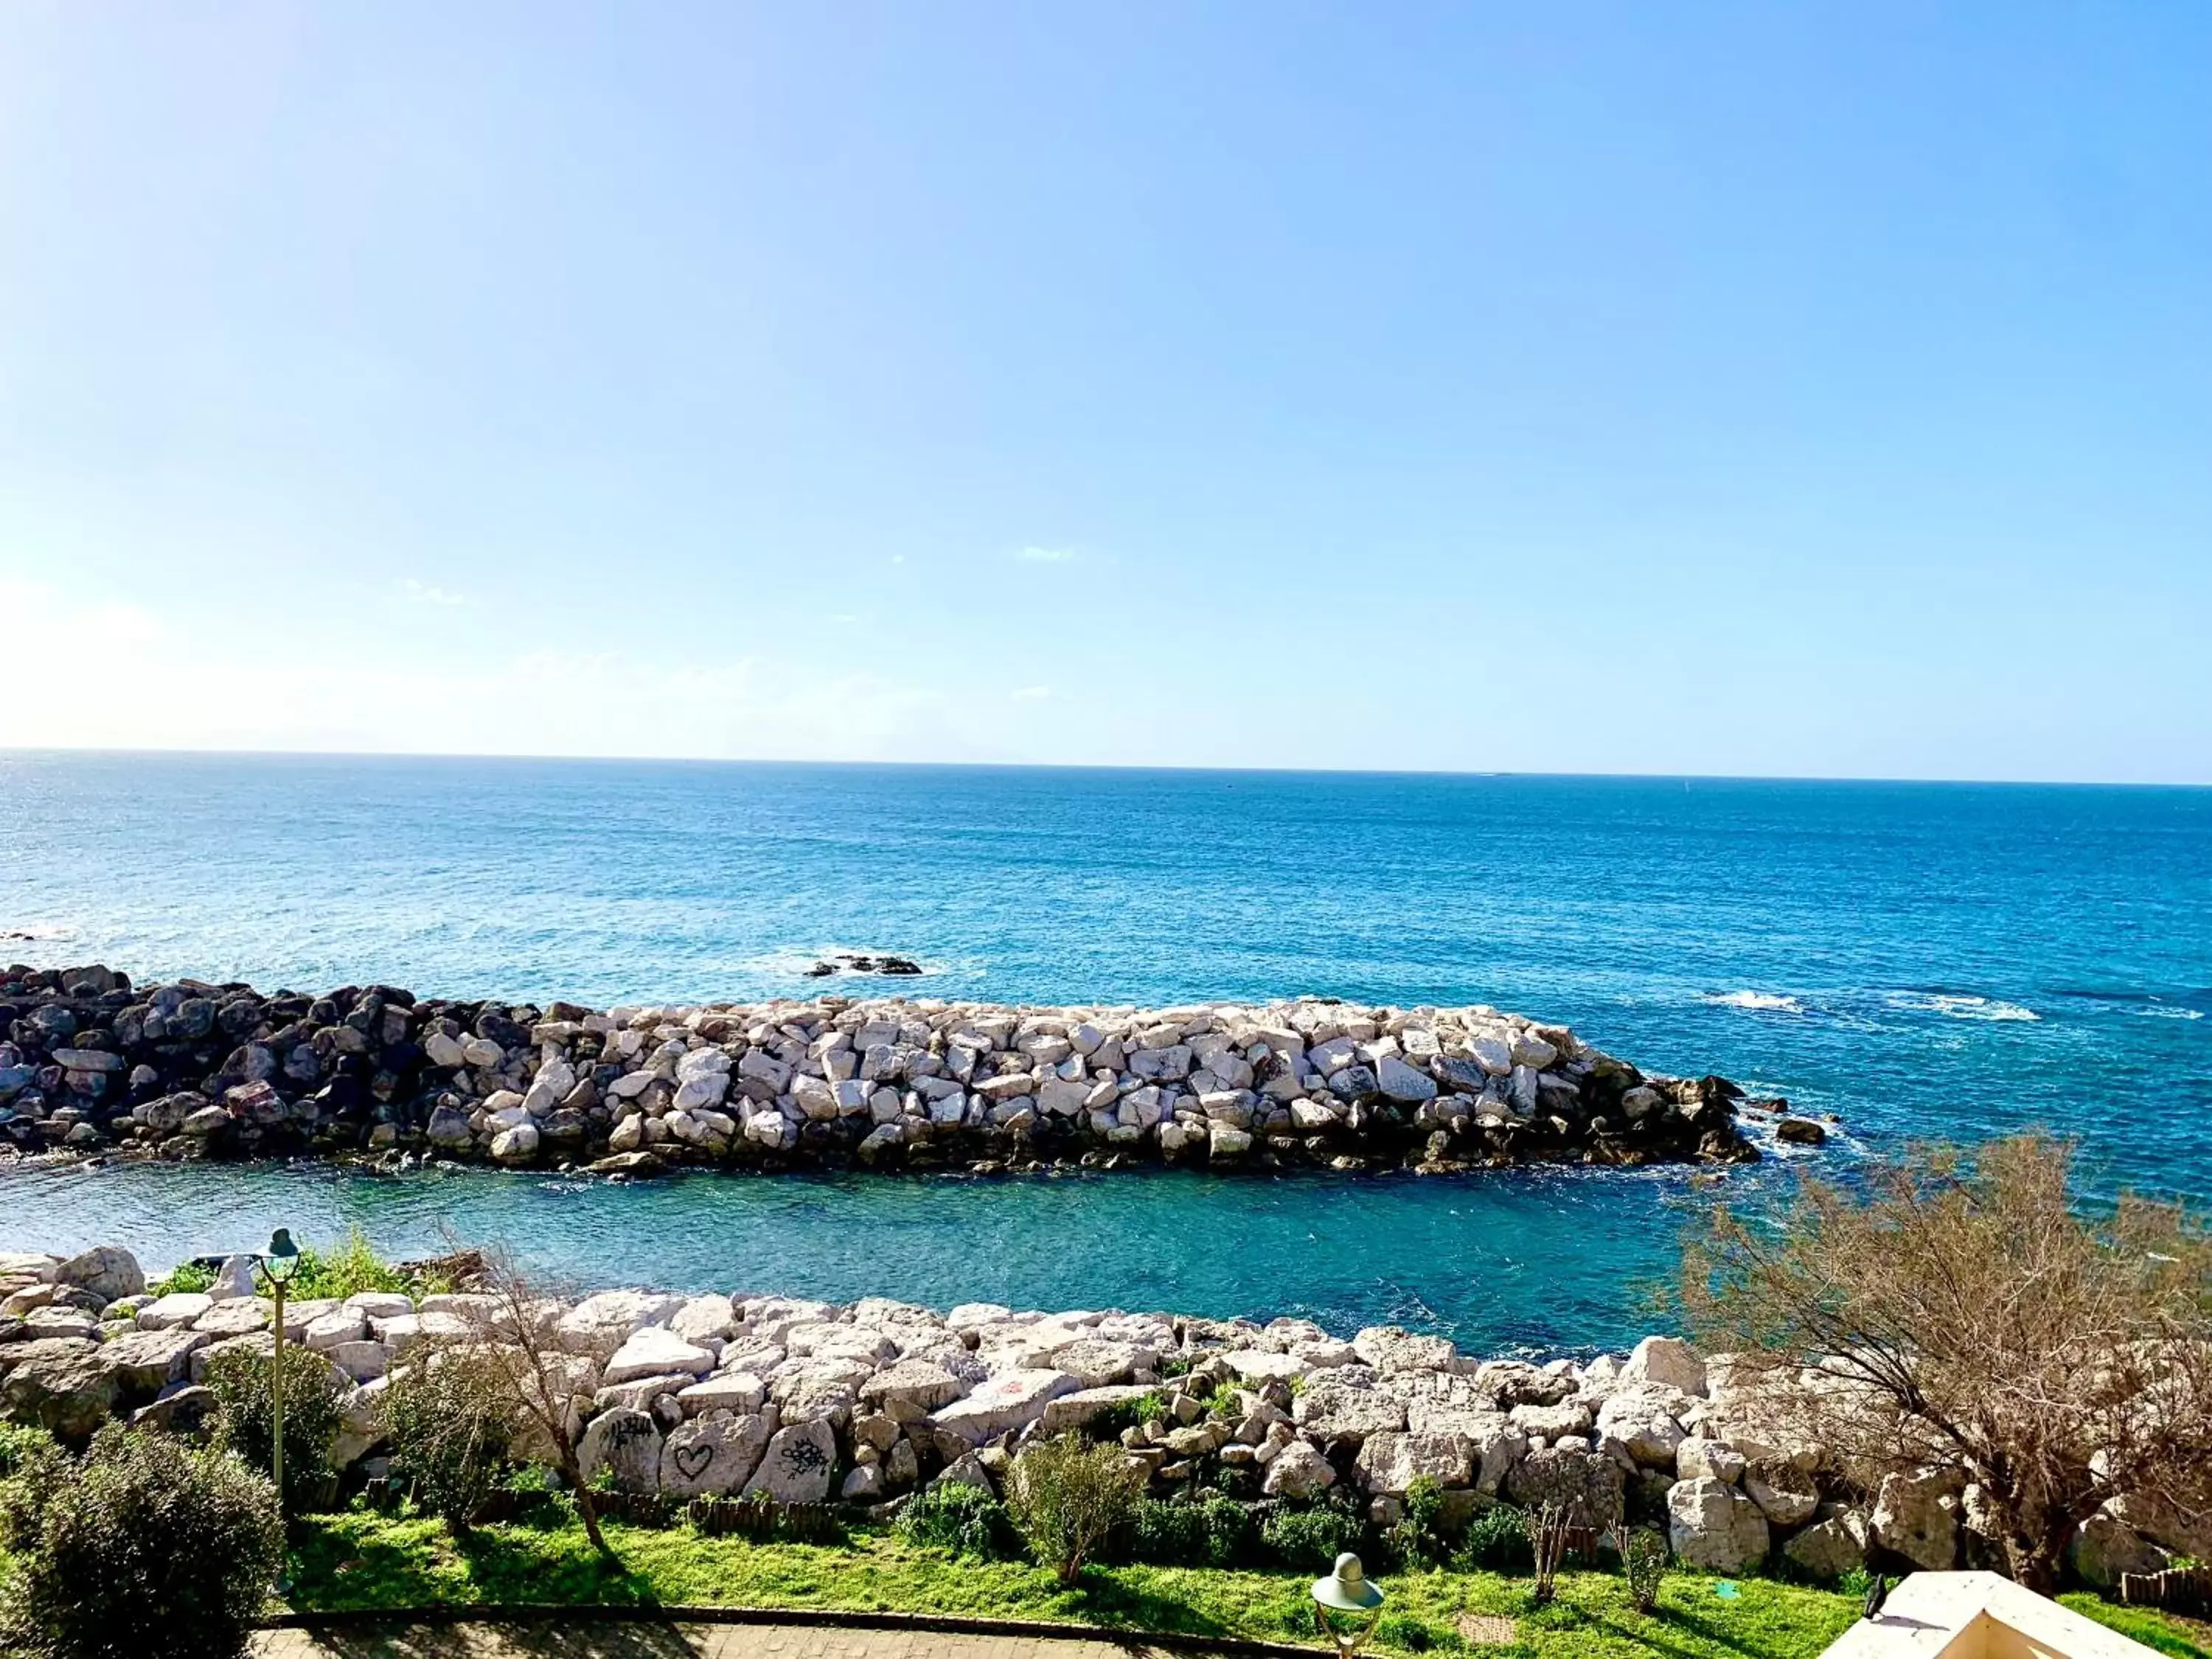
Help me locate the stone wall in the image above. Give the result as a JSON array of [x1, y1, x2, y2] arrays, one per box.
[[0, 962, 1781, 1175], [1, 1245, 2197, 1585]]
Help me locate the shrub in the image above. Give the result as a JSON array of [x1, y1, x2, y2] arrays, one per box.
[[0, 1424, 280, 1659], [1385, 1475, 1450, 1571], [205, 1340, 346, 1515], [1004, 1434, 1142, 1584], [1461, 1500, 1534, 1573], [0, 1422, 58, 1481], [282, 1228, 414, 1301], [1531, 1501, 1573, 1604], [383, 1350, 516, 1535], [1617, 1525, 1670, 1613], [1263, 1501, 1366, 1572], [147, 1261, 215, 1298], [895, 1481, 1015, 1559], [1124, 1489, 1256, 1567], [1683, 1133, 2212, 1592], [1124, 1495, 1206, 1563], [0, 1428, 71, 1548], [1081, 1391, 1169, 1443], [1189, 1488, 1256, 1565]]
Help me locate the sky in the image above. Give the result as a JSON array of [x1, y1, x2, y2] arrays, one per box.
[[1, 2, 2208, 782]]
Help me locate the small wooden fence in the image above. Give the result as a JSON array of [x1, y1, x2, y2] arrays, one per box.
[[2118, 1565, 2211, 1618]]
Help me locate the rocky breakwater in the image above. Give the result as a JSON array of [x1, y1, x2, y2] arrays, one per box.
[[2, 1245, 2197, 1587], [0, 962, 1771, 1176]]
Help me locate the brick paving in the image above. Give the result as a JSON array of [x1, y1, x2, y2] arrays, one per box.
[[252, 1619, 1200, 1659]]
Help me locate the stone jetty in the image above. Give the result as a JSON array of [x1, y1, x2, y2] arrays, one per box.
[[0, 963, 1774, 1175], [1, 1245, 2196, 1586]]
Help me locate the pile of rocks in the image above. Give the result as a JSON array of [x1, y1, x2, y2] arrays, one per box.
[[0, 964, 1767, 1175], [2, 1245, 2197, 1587]]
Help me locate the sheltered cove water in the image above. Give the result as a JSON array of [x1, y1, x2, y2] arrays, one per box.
[[0, 1157, 1758, 1356]]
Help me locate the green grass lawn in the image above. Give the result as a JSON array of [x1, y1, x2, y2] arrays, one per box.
[[285, 1510, 1863, 1657], [7, 1506, 2203, 1658]]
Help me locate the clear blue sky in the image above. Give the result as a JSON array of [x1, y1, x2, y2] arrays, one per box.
[[2, 2, 2207, 780]]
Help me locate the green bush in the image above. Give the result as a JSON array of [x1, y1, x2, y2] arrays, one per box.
[[1123, 1495, 1205, 1563], [1461, 1500, 1534, 1573], [894, 1481, 1015, 1559], [205, 1340, 346, 1515], [383, 1351, 515, 1535], [0, 1422, 59, 1481], [147, 1261, 215, 1298], [1385, 1475, 1451, 1571], [1123, 1489, 1256, 1567], [0, 1428, 72, 1552], [1004, 1434, 1142, 1584], [281, 1228, 415, 1301], [1080, 1391, 1169, 1443], [0, 1424, 280, 1659], [1262, 1500, 1366, 1572], [1619, 1526, 1670, 1613]]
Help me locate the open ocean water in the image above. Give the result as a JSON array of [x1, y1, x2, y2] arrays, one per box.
[[1, 751, 2207, 1353]]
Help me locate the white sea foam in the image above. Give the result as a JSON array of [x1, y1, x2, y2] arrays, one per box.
[[1, 922, 77, 942], [2137, 1004, 2205, 1021], [1702, 990, 1803, 1014], [1888, 992, 2039, 1023]]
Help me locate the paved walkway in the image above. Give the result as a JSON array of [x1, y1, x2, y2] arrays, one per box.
[[253, 1621, 1204, 1659]]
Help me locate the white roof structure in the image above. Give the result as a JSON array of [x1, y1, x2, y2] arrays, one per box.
[[1820, 1572, 2163, 1659]]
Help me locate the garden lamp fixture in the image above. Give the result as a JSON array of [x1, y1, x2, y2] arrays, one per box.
[[253, 1229, 302, 1531], [257, 1228, 301, 1287], [1311, 1551, 1385, 1655]]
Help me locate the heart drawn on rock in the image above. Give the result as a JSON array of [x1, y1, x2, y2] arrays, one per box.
[[672, 1442, 716, 1481]]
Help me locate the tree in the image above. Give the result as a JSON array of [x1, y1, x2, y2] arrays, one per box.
[[0, 1425, 282, 1659], [1681, 1133, 2212, 1592], [451, 1248, 619, 1559], [383, 1346, 517, 1538], [1003, 1433, 1142, 1584], [204, 1340, 345, 1517]]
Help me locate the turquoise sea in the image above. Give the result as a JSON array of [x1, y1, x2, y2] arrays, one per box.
[[2, 752, 2208, 1352]]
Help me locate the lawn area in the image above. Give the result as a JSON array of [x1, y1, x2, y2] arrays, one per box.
[[283, 1513, 2212, 1658], [288, 1511, 1868, 1657], [2060, 1596, 2212, 1659]]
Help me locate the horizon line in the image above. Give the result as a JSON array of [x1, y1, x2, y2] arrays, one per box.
[[0, 742, 2205, 791]]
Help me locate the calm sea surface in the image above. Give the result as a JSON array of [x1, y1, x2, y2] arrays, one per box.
[[2, 753, 2207, 1352]]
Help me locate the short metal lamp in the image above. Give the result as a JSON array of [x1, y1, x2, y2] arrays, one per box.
[[1312, 1551, 1386, 1655], [252, 1229, 302, 1520]]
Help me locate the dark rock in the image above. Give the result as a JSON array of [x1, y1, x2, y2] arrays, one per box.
[[589, 1150, 668, 1178], [131, 1383, 220, 1438], [1328, 1064, 1377, 1102]]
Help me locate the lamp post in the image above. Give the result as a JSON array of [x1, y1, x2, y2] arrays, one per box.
[[1311, 1551, 1385, 1655], [252, 1228, 301, 1517]]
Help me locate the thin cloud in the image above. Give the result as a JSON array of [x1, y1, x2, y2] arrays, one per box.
[[1012, 685, 1053, 701], [1013, 546, 1077, 564], [400, 579, 467, 607]]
